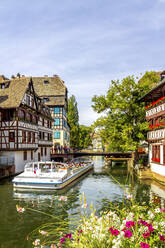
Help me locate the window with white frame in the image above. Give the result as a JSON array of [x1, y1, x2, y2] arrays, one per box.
[[54, 107, 60, 114], [54, 131, 60, 139], [54, 118, 60, 126]]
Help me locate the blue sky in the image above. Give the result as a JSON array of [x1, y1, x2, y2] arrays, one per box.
[[0, 0, 165, 125]]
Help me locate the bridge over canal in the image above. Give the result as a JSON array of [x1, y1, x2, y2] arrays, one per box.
[[51, 151, 134, 167]]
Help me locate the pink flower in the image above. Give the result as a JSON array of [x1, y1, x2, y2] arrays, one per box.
[[64, 233, 72, 238], [60, 238, 65, 244], [140, 242, 150, 248], [160, 234, 165, 242], [148, 225, 154, 232], [111, 229, 120, 236], [40, 230, 48, 235], [138, 219, 148, 226], [124, 230, 133, 238], [59, 196, 67, 201], [16, 205, 25, 213], [127, 194, 133, 200], [125, 221, 135, 228], [142, 232, 150, 238], [108, 227, 114, 232]]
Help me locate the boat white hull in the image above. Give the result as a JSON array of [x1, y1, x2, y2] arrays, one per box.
[[13, 164, 93, 190]]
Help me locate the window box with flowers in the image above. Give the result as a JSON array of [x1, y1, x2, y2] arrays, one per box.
[[145, 96, 165, 110], [149, 123, 165, 130], [151, 158, 160, 163]]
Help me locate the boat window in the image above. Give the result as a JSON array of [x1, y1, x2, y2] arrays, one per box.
[[52, 163, 58, 172], [59, 168, 67, 173], [33, 163, 38, 171], [39, 163, 52, 173], [25, 163, 33, 172]]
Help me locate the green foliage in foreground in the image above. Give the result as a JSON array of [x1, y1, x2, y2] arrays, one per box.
[[17, 194, 165, 248], [91, 72, 160, 152], [64, 201, 165, 248]]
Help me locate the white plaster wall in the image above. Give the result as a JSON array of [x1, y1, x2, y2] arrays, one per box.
[[35, 147, 51, 162], [0, 151, 30, 173], [151, 163, 165, 176], [0, 147, 51, 174], [40, 147, 51, 161], [0, 151, 15, 168], [148, 144, 152, 163], [14, 151, 26, 173], [15, 151, 37, 173], [160, 144, 164, 165], [46, 147, 51, 161]]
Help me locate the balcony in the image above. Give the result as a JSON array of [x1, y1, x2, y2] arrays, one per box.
[[147, 128, 165, 140], [146, 96, 165, 118], [146, 102, 165, 118], [38, 140, 53, 146], [18, 120, 38, 131]]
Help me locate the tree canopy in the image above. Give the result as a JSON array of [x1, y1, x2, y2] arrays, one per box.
[[92, 72, 160, 152], [68, 95, 93, 149], [68, 95, 79, 148], [79, 125, 93, 149]]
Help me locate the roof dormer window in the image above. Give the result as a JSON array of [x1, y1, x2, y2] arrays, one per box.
[[44, 80, 49, 84], [43, 97, 49, 103], [0, 82, 10, 89], [1, 83, 5, 89]]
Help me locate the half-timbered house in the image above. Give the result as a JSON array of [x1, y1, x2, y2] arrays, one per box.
[[32, 75, 70, 152], [0, 77, 53, 176], [140, 71, 165, 181]]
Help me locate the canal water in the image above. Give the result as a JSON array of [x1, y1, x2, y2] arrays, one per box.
[[0, 156, 165, 248]]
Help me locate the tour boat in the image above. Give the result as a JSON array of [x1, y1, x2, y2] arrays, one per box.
[[12, 159, 94, 190]]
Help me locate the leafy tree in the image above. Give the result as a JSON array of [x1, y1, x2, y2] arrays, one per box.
[[68, 95, 79, 149], [138, 71, 160, 90], [92, 72, 160, 152], [79, 125, 92, 148]]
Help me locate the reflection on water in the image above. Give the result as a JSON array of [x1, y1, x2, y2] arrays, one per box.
[[0, 156, 165, 248]]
